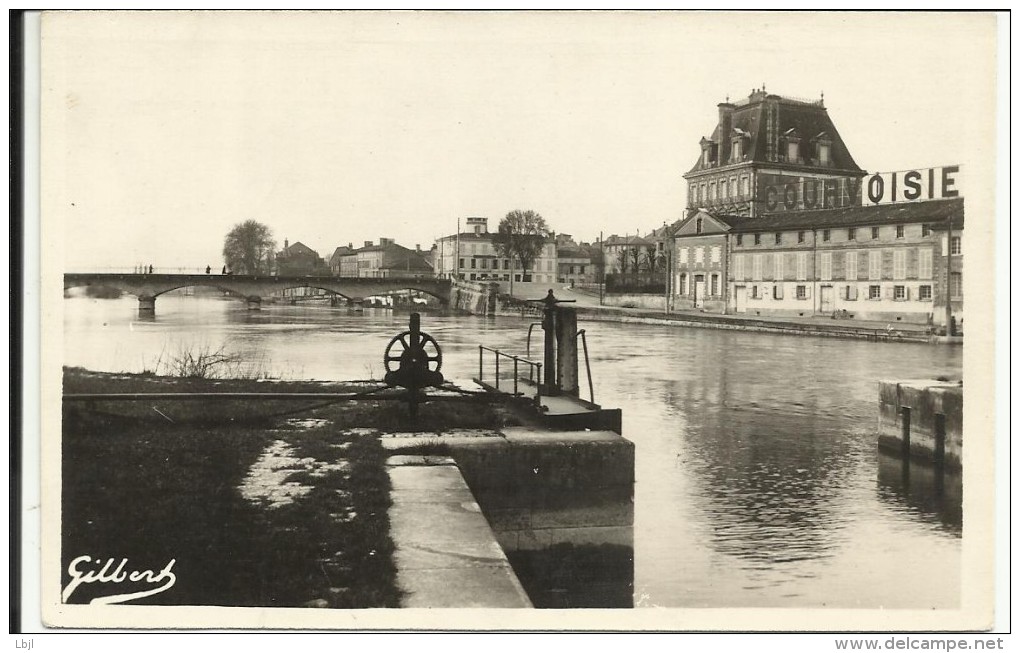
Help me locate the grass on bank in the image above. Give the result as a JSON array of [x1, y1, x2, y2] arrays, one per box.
[[61, 367, 520, 608]]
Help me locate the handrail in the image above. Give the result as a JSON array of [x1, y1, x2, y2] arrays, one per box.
[[576, 329, 595, 404], [478, 345, 542, 405]]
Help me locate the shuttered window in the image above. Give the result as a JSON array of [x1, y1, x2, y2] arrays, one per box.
[[711, 246, 721, 264], [893, 249, 906, 280], [774, 253, 785, 280], [734, 255, 745, 281], [679, 248, 689, 265], [845, 251, 858, 281], [753, 254, 763, 281], [918, 248, 933, 279], [820, 252, 832, 281], [869, 251, 883, 280], [796, 252, 807, 281]]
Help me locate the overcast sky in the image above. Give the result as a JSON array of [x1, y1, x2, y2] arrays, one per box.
[[43, 11, 998, 270]]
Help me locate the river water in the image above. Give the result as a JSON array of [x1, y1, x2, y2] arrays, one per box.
[[63, 293, 963, 609]]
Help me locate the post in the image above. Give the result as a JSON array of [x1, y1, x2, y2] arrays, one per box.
[[478, 345, 483, 383], [555, 306, 579, 396], [513, 357, 519, 396], [599, 230, 604, 306], [945, 217, 953, 335], [495, 350, 500, 390]]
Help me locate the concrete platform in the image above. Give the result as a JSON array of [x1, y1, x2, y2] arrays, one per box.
[[386, 457, 532, 608]]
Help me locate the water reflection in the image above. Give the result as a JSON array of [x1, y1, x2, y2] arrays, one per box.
[[877, 451, 962, 535]]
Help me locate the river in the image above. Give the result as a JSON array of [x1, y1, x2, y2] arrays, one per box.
[[63, 293, 963, 609]]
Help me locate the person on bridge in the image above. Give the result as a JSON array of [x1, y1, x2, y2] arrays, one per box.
[[148, 264, 153, 274], [206, 265, 211, 274], [222, 265, 227, 275]]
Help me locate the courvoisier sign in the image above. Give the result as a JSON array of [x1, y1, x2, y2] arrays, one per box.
[[759, 165, 961, 213]]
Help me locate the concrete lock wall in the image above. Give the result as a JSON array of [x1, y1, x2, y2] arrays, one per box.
[[382, 429, 635, 553], [878, 380, 962, 469]]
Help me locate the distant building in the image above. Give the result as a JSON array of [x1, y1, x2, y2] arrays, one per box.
[[433, 217, 558, 284], [555, 234, 594, 287], [672, 89, 963, 327], [274, 239, 328, 275], [328, 244, 354, 276], [335, 238, 434, 278], [684, 88, 865, 218], [602, 234, 652, 275]]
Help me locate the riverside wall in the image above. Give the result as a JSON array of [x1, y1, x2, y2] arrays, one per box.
[[878, 380, 963, 469]]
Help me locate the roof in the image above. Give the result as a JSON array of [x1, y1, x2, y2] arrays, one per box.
[[279, 241, 318, 257], [603, 234, 652, 246], [713, 198, 964, 233], [686, 90, 864, 177]]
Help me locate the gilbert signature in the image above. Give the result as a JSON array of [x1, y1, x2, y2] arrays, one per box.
[[63, 555, 177, 604]]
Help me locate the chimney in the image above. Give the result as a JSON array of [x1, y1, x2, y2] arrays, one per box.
[[348, 242, 352, 250], [284, 238, 289, 250], [718, 101, 735, 164], [415, 244, 421, 252], [364, 240, 373, 248]]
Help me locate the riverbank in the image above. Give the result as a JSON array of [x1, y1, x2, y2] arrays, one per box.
[[61, 367, 522, 609], [496, 293, 958, 343]]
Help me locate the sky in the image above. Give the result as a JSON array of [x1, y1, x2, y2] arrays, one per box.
[[42, 11, 1000, 271]]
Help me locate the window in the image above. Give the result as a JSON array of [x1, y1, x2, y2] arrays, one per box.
[[798, 231, 806, 244], [893, 249, 906, 280], [710, 274, 719, 295], [872, 227, 880, 239], [470, 258, 477, 269], [822, 229, 831, 242], [736, 234, 743, 247], [696, 218, 703, 234], [820, 252, 832, 281], [950, 272, 962, 298], [741, 176, 750, 196], [950, 236, 962, 255], [469, 273, 476, 280], [896, 225, 905, 239], [459, 258, 465, 268], [754, 234, 761, 245], [869, 251, 883, 280], [774, 253, 785, 280], [919, 285, 933, 301], [845, 285, 859, 301], [775, 233, 782, 245], [868, 285, 881, 300], [846, 251, 858, 281], [679, 248, 689, 264], [918, 249, 933, 278], [711, 247, 720, 264], [695, 247, 705, 264], [481, 258, 488, 269], [734, 255, 745, 281], [700, 184, 707, 202], [721, 180, 728, 199], [709, 182, 716, 200], [787, 141, 799, 161], [894, 285, 906, 300], [797, 252, 807, 281], [848, 228, 856, 241], [922, 224, 931, 237], [751, 284, 760, 299], [796, 285, 808, 300], [732, 139, 743, 161], [679, 273, 687, 295], [818, 143, 831, 165], [773, 284, 784, 299], [752, 254, 763, 280]]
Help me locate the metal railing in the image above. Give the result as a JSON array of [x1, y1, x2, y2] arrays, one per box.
[[477, 345, 542, 404], [576, 329, 595, 404], [525, 322, 543, 357]]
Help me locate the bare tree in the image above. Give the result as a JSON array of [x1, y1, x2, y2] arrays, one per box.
[[491, 210, 551, 296], [643, 246, 659, 274], [629, 246, 642, 274], [616, 248, 629, 274], [223, 220, 276, 275]]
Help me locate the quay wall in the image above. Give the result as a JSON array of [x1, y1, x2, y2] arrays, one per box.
[[878, 380, 963, 469]]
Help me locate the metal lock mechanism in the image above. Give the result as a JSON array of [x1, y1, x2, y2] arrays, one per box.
[[383, 312, 444, 391]]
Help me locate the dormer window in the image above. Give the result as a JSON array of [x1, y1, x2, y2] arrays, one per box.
[[812, 132, 833, 166], [782, 128, 801, 163], [696, 218, 703, 234], [730, 128, 749, 163], [700, 137, 717, 166]]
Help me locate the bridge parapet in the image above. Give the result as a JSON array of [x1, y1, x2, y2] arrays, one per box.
[[64, 273, 454, 314]]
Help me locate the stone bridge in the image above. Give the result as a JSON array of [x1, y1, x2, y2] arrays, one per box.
[[64, 273, 455, 313]]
